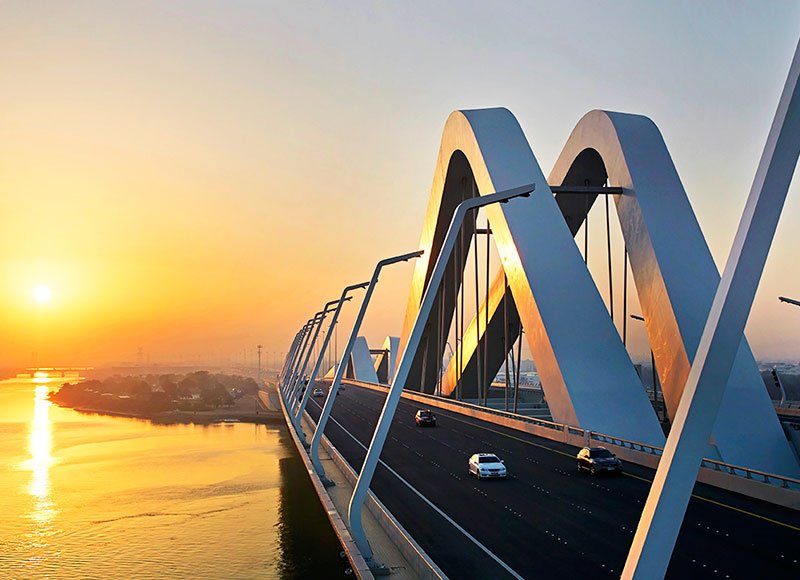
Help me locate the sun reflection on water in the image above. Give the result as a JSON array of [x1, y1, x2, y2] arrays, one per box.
[[27, 377, 59, 528]]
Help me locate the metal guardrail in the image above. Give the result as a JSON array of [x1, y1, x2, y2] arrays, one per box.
[[697, 458, 800, 489], [590, 433, 663, 456], [572, 428, 800, 491], [344, 379, 800, 492], [384, 382, 568, 432]]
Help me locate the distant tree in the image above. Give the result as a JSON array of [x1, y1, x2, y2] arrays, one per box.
[[130, 381, 152, 399], [160, 380, 179, 399], [189, 371, 216, 391], [148, 390, 173, 412], [178, 375, 198, 394], [200, 384, 233, 408], [240, 378, 259, 394]]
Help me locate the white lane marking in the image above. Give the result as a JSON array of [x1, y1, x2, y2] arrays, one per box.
[[310, 397, 524, 580]]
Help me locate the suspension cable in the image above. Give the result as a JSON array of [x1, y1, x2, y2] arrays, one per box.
[[503, 271, 509, 412], [484, 219, 490, 407], [454, 220, 460, 400], [515, 328, 523, 414], [584, 189, 589, 264], [605, 190, 614, 321], [437, 285, 443, 396], [474, 211, 482, 405], [623, 244, 628, 346], [459, 225, 465, 401]]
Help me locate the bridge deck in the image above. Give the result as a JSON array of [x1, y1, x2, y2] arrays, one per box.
[[305, 383, 800, 579]]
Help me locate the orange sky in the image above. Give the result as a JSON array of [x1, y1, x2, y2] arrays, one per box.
[[2, 3, 800, 368]]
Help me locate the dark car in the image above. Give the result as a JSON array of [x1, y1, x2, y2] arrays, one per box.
[[415, 409, 436, 427], [576, 446, 623, 475]]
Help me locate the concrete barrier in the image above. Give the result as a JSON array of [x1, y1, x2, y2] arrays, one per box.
[[317, 426, 447, 580], [276, 390, 374, 579]]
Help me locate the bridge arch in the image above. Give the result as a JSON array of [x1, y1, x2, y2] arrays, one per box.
[[397, 107, 665, 446], [409, 108, 796, 475], [550, 109, 796, 474]]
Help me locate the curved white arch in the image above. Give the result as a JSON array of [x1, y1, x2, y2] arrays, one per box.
[[403, 107, 797, 475], [397, 108, 665, 445], [550, 110, 797, 474]]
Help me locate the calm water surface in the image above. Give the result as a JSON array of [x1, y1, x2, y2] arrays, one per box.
[[0, 376, 346, 579]]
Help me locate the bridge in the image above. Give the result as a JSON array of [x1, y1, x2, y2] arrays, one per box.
[[24, 367, 94, 377], [275, 39, 800, 579], [302, 380, 799, 578]]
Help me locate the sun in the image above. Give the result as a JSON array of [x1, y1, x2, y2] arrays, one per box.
[[32, 284, 52, 304]]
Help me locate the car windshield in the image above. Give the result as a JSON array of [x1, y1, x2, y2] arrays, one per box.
[[419, 411, 432, 417], [590, 449, 613, 459], [479, 455, 500, 464]]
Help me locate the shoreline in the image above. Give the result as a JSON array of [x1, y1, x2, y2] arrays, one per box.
[[57, 391, 285, 426]]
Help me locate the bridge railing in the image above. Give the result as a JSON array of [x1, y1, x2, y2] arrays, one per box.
[[341, 378, 800, 492], [698, 458, 800, 489], [393, 384, 567, 433], [589, 432, 800, 489], [590, 432, 663, 456]]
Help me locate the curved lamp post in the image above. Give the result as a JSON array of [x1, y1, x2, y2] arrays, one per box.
[[309, 250, 425, 483], [347, 183, 534, 561]]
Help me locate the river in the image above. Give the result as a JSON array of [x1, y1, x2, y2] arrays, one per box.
[[0, 375, 348, 579]]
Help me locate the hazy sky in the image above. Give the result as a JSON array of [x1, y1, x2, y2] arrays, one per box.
[[2, 1, 800, 368]]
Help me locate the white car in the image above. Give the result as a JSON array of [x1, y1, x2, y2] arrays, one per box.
[[312, 388, 325, 398], [468, 453, 507, 480]]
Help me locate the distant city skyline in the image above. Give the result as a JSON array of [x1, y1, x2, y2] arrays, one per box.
[[2, 2, 800, 367]]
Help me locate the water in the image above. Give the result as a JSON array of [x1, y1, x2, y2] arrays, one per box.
[[0, 376, 347, 579]]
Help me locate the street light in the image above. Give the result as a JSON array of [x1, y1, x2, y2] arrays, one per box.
[[292, 290, 361, 444], [348, 183, 533, 562], [257, 344, 263, 383], [630, 314, 664, 423], [280, 326, 306, 391], [309, 250, 425, 483], [779, 295, 800, 307], [282, 321, 314, 395], [287, 300, 342, 413]]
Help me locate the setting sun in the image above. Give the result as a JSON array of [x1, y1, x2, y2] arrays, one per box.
[[32, 284, 52, 304]]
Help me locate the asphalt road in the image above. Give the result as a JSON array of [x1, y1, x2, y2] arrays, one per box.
[[304, 383, 800, 579]]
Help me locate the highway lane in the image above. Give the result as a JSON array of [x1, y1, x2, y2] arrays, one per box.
[[307, 390, 520, 578], [305, 383, 800, 578]]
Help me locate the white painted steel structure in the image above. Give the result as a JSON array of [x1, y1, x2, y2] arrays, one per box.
[[287, 301, 340, 427], [286, 313, 324, 404], [349, 185, 533, 560], [347, 337, 379, 384], [279, 36, 800, 572], [373, 336, 399, 384], [397, 108, 665, 447], [282, 318, 314, 397], [309, 250, 424, 485], [623, 37, 800, 578], [293, 291, 361, 444], [394, 105, 797, 475]]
